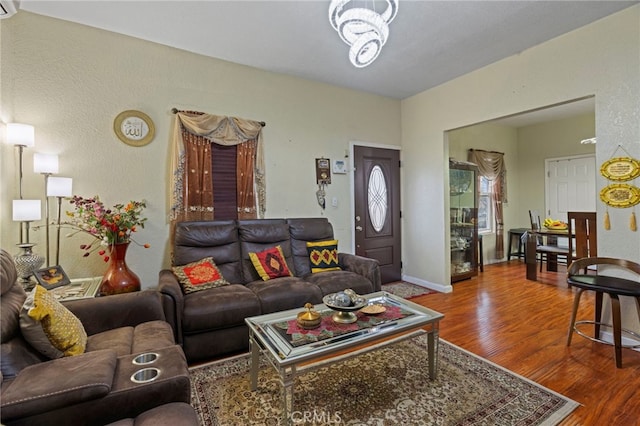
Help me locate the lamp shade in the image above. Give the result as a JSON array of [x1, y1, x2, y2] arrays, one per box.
[[47, 176, 73, 197], [33, 153, 59, 174], [6, 123, 35, 147], [12, 199, 41, 221]]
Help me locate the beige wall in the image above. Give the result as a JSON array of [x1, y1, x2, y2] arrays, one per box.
[[401, 6, 639, 328], [0, 12, 401, 286], [516, 113, 596, 224]]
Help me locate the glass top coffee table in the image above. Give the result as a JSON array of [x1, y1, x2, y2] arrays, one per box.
[[245, 291, 443, 424]]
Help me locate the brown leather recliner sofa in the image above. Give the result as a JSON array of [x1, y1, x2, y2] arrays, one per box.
[[0, 249, 194, 426], [158, 217, 381, 363]]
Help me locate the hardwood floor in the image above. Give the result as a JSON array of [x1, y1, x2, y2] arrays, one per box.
[[410, 260, 640, 426]]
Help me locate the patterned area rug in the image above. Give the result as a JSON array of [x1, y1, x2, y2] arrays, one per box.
[[381, 281, 434, 299], [190, 335, 579, 425]]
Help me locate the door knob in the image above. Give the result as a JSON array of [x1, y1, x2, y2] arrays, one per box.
[[355, 216, 361, 221], [356, 226, 363, 231]]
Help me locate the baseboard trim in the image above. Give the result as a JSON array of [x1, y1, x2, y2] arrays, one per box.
[[401, 274, 452, 294]]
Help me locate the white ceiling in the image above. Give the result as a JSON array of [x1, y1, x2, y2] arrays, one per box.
[[15, 0, 633, 125]]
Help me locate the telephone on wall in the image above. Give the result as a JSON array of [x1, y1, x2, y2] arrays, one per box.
[[315, 158, 331, 209]]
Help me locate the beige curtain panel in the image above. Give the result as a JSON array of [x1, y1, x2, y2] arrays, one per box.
[[170, 111, 266, 224], [468, 149, 507, 259]]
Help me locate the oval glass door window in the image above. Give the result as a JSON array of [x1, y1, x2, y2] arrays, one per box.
[[368, 165, 388, 232]]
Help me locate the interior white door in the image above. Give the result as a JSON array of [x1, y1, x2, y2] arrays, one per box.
[[545, 155, 596, 221]]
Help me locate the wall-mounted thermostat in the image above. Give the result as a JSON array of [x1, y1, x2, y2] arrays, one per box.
[[333, 159, 348, 174]]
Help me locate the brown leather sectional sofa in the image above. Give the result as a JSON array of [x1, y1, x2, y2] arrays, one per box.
[[158, 218, 381, 363], [0, 249, 193, 426]]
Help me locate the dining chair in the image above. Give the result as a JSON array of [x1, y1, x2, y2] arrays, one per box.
[[528, 210, 569, 272], [566, 257, 640, 368], [567, 211, 597, 267]]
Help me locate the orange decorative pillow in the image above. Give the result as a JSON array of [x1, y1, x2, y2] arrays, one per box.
[[172, 257, 229, 294], [249, 246, 293, 281]]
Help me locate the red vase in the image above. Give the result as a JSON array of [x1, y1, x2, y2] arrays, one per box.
[[99, 243, 141, 296]]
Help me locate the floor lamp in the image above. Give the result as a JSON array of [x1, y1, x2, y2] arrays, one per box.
[[47, 176, 73, 266], [5, 123, 35, 243], [34, 153, 59, 267]]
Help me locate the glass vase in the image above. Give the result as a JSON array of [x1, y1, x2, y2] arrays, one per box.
[[99, 242, 141, 296]]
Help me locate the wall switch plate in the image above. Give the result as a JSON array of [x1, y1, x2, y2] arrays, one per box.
[[331, 197, 338, 207]]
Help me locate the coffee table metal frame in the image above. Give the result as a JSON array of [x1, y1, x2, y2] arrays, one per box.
[[245, 291, 443, 424]]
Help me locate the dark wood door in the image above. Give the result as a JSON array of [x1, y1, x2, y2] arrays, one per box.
[[353, 146, 401, 283]]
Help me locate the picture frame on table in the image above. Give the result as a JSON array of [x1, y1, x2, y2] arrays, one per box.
[[33, 265, 71, 290]]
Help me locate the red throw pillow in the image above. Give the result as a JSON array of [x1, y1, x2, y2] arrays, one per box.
[[172, 257, 229, 294], [249, 246, 293, 281]]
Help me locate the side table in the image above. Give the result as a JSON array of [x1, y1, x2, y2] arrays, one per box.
[[49, 276, 102, 301]]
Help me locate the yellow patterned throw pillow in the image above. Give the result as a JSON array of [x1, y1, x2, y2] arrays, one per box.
[[19, 285, 87, 358], [172, 257, 230, 294], [249, 246, 293, 281], [307, 240, 341, 273]]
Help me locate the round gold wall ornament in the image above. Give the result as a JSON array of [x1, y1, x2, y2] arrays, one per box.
[[600, 157, 640, 181], [599, 183, 640, 208], [113, 110, 155, 147]]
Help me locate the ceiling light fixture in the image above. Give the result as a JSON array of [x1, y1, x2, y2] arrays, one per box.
[[580, 137, 597, 144], [329, 0, 399, 68]]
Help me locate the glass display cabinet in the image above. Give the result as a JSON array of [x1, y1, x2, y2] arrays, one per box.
[[449, 159, 479, 283]]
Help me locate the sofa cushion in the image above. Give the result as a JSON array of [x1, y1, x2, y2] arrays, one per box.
[[246, 277, 323, 314], [174, 221, 244, 284], [172, 257, 229, 293], [1, 335, 47, 380], [105, 402, 199, 426], [303, 270, 375, 296], [287, 218, 335, 276], [307, 240, 341, 273], [20, 285, 87, 358], [86, 327, 134, 356], [182, 285, 261, 332], [249, 245, 293, 281], [238, 220, 293, 282], [86, 321, 175, 356], [0, 349, 117, 420]]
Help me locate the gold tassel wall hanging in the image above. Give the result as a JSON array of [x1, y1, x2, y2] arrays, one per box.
[[599, 145, 639, 232]]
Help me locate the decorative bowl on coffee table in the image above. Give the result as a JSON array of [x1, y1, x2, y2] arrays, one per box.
[[323, 293, 367, 324]]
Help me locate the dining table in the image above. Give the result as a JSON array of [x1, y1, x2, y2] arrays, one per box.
[[524, 228, 572, 281]]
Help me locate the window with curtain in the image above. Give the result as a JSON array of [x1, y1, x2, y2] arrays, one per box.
[[478, 176, 494, 234], [169, 110, 265, 231], [468, 149, 507, 258]]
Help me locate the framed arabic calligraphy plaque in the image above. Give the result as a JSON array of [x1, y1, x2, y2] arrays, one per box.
[[113, 110, 155, 147]]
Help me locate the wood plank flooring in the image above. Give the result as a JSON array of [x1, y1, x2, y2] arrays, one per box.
[[410, 260, 640, 426]]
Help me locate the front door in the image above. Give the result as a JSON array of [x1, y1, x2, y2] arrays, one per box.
[[353, 146, 401, 283]]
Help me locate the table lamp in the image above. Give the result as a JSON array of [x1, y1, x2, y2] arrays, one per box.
[[12, 199, 44, 288]]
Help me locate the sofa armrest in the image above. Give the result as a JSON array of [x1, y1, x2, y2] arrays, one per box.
[[157, 269, 185, 345], [63, 290, 166, 336], [1, 349, 117, 421], [338, 253, 381, 292]]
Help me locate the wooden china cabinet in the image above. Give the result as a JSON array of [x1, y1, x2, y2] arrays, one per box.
[[449, 159, 479, 283]]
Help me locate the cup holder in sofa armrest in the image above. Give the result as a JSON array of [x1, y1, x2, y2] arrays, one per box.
[[132, 352, 159, 365], [131, 368, 160, 384]]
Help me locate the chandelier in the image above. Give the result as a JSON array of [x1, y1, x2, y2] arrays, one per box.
[[329, 0, 399, 68]]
